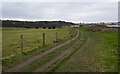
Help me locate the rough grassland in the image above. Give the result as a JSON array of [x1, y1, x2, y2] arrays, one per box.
[[55, 27, 118, 72], [2, 27, 70, 58]]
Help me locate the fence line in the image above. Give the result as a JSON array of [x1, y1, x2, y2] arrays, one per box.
[[3, 28, 75, 59]]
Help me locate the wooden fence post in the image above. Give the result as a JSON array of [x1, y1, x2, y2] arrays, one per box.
[[56, 32, 58, 41], [71, 28, 73, 36], [43, 33, 45, 45], [69, 29, 71, 37], [21, 34, 23, 53]]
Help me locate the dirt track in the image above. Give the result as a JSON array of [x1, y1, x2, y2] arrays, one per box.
[[35, 30, 86, 72], [5, 29, 80, 72]]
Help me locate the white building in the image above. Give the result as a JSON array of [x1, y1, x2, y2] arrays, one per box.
[[107, 25, 120, 27], [70, 25, 79, 27]]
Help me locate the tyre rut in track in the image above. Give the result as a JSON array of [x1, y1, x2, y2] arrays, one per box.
[[5, 29, 79, 72], [36, 30, 86, 72]]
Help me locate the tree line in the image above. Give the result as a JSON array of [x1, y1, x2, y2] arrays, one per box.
[[2, 20, 76, 28]]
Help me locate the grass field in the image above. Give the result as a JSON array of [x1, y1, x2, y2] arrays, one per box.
[[2, 27, 73, 58], [2, 27, 77, 70], [2, 27, 118, 72], [19, 32, 81, 72], [0, 28, 1, 55], [51, 27, 118, 72]]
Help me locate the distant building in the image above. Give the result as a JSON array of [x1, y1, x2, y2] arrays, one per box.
[[70, 25, 79, 27], [107, 25, 120, 27]]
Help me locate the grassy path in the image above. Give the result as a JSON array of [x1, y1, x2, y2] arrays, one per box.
[[4, 27, 118, 72], [5, 29, 79, 72], [54, 27, 118, 72], [3, 28, 77, 71], [36, 30, 81, 72], [48, 29, 87, 72], [18, 29, 86, 72]]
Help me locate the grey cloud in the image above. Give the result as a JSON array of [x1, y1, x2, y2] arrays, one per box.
[[2, 2, 118, 23], [2, 0, 119, 2]]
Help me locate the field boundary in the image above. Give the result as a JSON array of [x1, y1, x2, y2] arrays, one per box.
[[5, 29, 79, 72], [2, 28, 74, 60]]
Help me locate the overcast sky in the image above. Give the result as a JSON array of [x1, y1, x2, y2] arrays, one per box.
[[2, 1, 119, 23]]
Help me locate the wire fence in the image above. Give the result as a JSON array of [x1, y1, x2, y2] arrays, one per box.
[[2, 27, 76, 59]]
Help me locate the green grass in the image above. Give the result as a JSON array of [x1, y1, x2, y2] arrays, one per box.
[[19, 31, 79, 72], [0, 41, 1, 74], [3, 27, 118, 72], [97, 31, 118, 72], [2, 27, 70, 58], [48, 30, 87, 72], [82, 27, 118, 72], [2, 27, 77, 71], [53, 27, 118, 72]]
